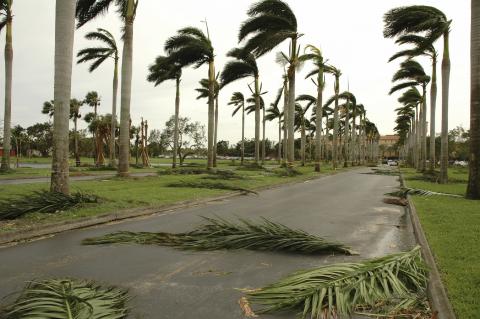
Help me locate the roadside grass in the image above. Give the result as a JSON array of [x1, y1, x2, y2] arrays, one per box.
[[0, 162, 343, 234], [401, 167, 480, 318]]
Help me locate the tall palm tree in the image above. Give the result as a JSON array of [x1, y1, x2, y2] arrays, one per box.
[[389, 34, 438, 172], [0, 0, 13, 170], [228, 92, 246, 165], [165, 26, 215, 169], [239, 0, 299, 167], [70, 99, 83, 167], [265, 88, 283, 164], [325, 65, 342, 168], [384, 5, 451, 182], [50, 0, 76, 194], [294, 102, 312, 166], [76, 0, 138, 177], [147, 55, 182, 168], [84, 91, 101, 165], [77, 28, 119, 167], [304, 45, 327, 172], [220, 48, 262, 164], [398, 87, 422, 166], [467, 0, 480, 199]]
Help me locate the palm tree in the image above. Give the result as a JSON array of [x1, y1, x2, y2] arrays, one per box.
[[265, 88, 283, 164], [84, 91, 101, 165], [228, 92, 246, 165], [147, 55, 182, 168], [50, 0, 76, 194], [389, 34, 438, 172], [325, 65, 342, 168], [165, 26, 215, 169], [0, 0, 13, 170], [76, 0, 138, 177], [467, 0, 480, 199], [70, 99, 83, 167], [77, 28, 119, 167], [294, 99, 314, 166], [397, 87, 423, 166], [384, 5, 451, 182], [220, 48, 262, 164], [239, 0, 299, 167]]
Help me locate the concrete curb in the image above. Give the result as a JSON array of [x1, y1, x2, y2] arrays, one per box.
[[0, 167, 359, 247], [399, 173, 456, 319]]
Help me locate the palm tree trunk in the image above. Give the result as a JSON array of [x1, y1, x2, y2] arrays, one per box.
[[118, 0, 135, 177], [109, 56, 118, 167], [254, 76, 260, 165], [282, 79, 288, 166], [286, 38, 297, 168], [344, 105, 350, 167], [262, 105, 266, 165], [172, 76, 180, 168], [213, 94, 219, 167], [277, 117, 281, 163], [50, 0, 75, 194], [206, 60, 215, 170], [1, 5, 12, 171], [439, 31, 450, 183], [241, 103, 245, 165], [467, 0, 480, 199], [332, 75, 340, 169], [301, 119, 306, 166], [315, 67, 324, 172], [429, 57, 437, 172], [74, 117, 80, 167]]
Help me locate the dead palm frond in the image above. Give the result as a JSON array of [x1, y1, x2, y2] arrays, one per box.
[[82, 216, 354, 255], [387, 187, 462, 198], [4, 278, 129, 319], [0, 191, 99, 220], [166, 180, 257, 195], [246, 246, 428, 318]]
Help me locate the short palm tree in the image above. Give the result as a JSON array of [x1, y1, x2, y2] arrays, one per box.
[[165, 26, 215, 169], [228, 92, 246, 165], [147, 55, 183, 168], [384, 5, 451, 182], [77, 28, 119, 167], [265, 88, 283, 163], [220, 47, 262, 164], [76, 0, 138, 177], [467, 0, 480, 199], [0, 0, 13, 171], [239, 0, 300, 167], [50, 0, 76, 194]]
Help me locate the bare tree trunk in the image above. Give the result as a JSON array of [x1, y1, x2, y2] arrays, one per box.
[[429, 57, 437, 172], [172, 77, 180, 168], [439, 32, 450, 183], [74, 117, 80, 167], [51, 0, 75, 194], [467, 0, 480, 199], [301, 119, 306, 166], [343, 104, 350, 168], [1, 3, 12, 171], [254, 76, 260, 165], [206, 60, 215, 170], [109, 57, 118, 167], [286, 38, 297, 168], [421, 84, 427, 171], [277, 117, 281, 163], [118, 0, 135, 177]]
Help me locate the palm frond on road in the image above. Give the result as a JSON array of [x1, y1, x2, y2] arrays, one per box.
[[83, 216, 354, 255], [246, 246, 428, 318], [4, 278, 129, 319]]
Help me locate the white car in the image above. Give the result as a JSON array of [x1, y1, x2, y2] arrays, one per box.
[[387, 160, 398, 166]]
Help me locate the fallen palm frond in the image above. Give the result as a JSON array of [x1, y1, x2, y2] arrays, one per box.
[[383, 197, 408, 206], [386, 187, 462, 198], [0, 190, 99, 220], [83, 216, 354, 255], [236, 163, 266, 171], [166, 180, 257, 194], [246, 246, 428, 318], [4, 278, 129, 319], [364, 168, 399, 176], [271, 167, 303, 177]]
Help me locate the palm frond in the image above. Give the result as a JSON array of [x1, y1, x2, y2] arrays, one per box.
[[247, 246, 428, 318], [166, 180, 257, 194], [388, 187, 462, 198], [83, 216, 354, 255], [5, 278, 129, 319]]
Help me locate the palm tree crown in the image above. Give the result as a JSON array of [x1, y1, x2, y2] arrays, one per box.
[[147, 55, 182, 85], [228, 92, 245, 117], [76, 0, 138, 28], [165, 27, 214, 68], [77, 28, 119, 72]]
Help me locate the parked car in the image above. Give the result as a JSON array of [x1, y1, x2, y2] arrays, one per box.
[[387, 160, 398, 166]]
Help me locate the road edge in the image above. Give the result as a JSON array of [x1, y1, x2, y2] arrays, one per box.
[[399, 173, 457, 319]]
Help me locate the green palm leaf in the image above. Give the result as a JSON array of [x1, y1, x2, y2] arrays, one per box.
[[246, 246, 427, 318]]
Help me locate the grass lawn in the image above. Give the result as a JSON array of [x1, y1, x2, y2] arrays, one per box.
[[402, 167, 480, 319], [0, 162, 345, 234]]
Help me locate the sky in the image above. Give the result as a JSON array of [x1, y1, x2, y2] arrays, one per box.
[[0, 0, 471, 145]]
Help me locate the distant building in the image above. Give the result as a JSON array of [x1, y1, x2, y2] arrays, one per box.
[[0, 147, 15, 157], [378, 135, 399, 158]]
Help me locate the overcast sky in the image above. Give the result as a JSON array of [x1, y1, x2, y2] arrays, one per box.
[[0, 0, 471, 144]]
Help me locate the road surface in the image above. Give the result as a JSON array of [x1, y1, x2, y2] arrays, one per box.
[[0, 167, 415, 318]]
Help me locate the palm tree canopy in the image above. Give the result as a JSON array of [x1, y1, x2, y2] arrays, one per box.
[[84, 91, 101, 107], [76, 0, 138, 28], [165, 27, 214, 69], [246, 95, 265, 114], [220, 48, 259, 88], [0, 0, 12, 33], [398, 87, 422, 105], [70, 99, 83, 119], [383, 5, 450, 45], [147, 55, 182, 86], [228, 92, 245, 116], [389, 34, 437, 62], [196, 78, 219, 100], [390, 59, 430, 95], [77, 28, 118, 72], [239, 0, 297, 57]]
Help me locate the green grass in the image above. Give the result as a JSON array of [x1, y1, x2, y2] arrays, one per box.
[[401, 167, 480, 319], [0, 162, 344, 234]]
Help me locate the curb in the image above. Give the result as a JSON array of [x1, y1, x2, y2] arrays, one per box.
[[0, 166, 359, 247], [399, 173, 456, 319]]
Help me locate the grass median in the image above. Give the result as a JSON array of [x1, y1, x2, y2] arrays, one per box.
[[401, 167, 480, 318]]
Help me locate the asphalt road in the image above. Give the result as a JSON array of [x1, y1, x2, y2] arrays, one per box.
[[0, 167, 415, 318]]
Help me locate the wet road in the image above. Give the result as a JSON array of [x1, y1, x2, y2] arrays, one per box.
[[0, 167, 415, 318]]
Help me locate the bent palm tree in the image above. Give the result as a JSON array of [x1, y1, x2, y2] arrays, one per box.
[[221, 47, 262, 164], [384, 5, 451, 182], [77, 28, 119, 167], [0, 0, 13, 170], [239, 0, 299, 167], [76, 0, 138, 177], [147, 55, 182, 168], [165, 26, 215, 169], [228, 92, 246, 165]]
